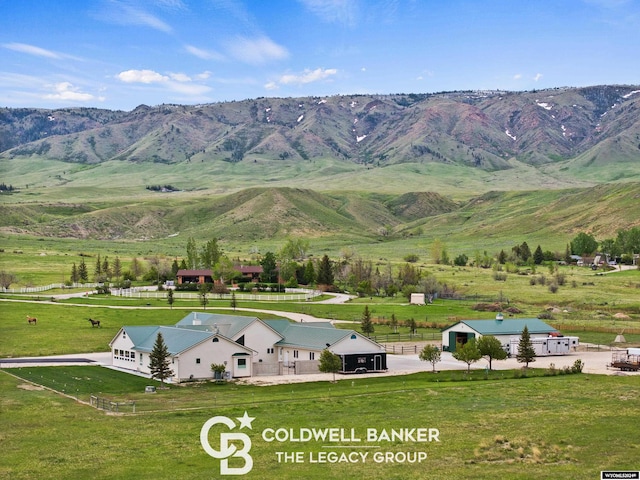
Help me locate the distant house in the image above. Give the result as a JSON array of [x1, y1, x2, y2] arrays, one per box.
[[441, 316, 559, 353], [176, 266, 263, 285], [235, 265, 262, 282], [109, 312, 387, 382], [176, 269, 213, 285]]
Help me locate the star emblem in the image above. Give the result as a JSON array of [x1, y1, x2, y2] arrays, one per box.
[[236, 411, 255, 430]]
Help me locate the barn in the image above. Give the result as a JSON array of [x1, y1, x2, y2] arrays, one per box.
[[441, 316, 559, 353]]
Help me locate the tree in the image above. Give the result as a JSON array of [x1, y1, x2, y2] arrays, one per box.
[[186, 236, 198, 269], [516, 326, 536, 369], [477, 335, 507, 370], [316, 254, 334, 286], [571, 232, 598, 256], [390, 313, 398, 334], [113, 256, 122, 283], [167, 288, 174, 309], [230, 291, 237, 311], [130, 257, 143, 280], [431, 238, 443, 264], [211, 363, 226, 381], [318, 349, 342, 382], [70, 263, 79, 284], [533, 245, 544, 265], [0, 271, 18, 290], [78, 258, 89, 282], [303, 259, 316, 285], [260, 251, 278, 283], [419, 345, 441, 372], [94, 254, 102, 281], [198, 283, 210, 310], [361, 305, 374, 336], [452, 339, 482, 373], [407, 317, 417, 335], [200, 238, 221, 269], [149, 332, 173, 388]]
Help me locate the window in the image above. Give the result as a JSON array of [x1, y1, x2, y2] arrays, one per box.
[[212, 338, 219, 342], [238, 358, 247, 369], [351, 334, 357, 340], [130, 352, 135, 360], [125, 351, 130, 358], [196, 358, 201, 364], [358, 357, 367, 364], [293, 350, 299, 359], [119, 350, 124, 357], [267, 347, 274, 354], [139, 354, 143, 365], [309, 352, 315, 360]]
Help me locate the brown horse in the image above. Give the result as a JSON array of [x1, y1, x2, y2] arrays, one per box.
[[27, 315, 37, 325], [88, 318, 101, 328]]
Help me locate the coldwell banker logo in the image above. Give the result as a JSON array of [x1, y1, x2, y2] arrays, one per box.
[[200, 411, 255, 475], [201, 412, 440, 476]]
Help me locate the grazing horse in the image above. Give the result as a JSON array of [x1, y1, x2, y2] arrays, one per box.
[[27, 315, 37, 325], [88, 318, 101, 328]]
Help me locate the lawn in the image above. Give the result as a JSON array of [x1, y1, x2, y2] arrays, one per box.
[[1, 367, 638, 479]]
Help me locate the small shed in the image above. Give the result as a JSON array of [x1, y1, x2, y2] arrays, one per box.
[[410, 293, 425, 305], [441, 316, 559, 352]]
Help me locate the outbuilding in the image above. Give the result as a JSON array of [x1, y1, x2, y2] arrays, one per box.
[[441, 316, 560, 353]]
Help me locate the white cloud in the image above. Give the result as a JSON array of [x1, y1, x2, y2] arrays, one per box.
[[196, 71, 212, 80], [44, 82, 102, 102], [3, 42, 61, 59], [278, 68, 338, 86], [96, 1, 173, 33], [264, 81, 279, 90], [169, 72, 191, 82], [298, 0, 359, 26], [513, 73, 522, 80], [117, 69, 169, 83], [226, 36, 289, 65], [533, 73, 543, 82], [185, 44, 224, 61]]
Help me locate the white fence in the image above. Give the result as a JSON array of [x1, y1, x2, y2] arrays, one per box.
[[113, 288, 320, 302], [2, 282, 99, 294]]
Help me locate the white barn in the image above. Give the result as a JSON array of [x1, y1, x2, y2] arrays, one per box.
[[109, 312, 387, 382]]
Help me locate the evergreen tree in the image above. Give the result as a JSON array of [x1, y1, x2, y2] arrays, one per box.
[[419, 344, 441, 372], [102, 256, 110, 280], [179, 258, 188, 270], [564, 244, 572, 263], [497, 249, 507, 264], [130, 257, 142, 280], [361, 305, 374, 336], [519, 242, 531, 262], [149, 332, 173, 387], [303, 259, 315, 285], [113, 256, 122, 282], [318, 349, 342, 382], [533, 245, 544, 265], [477, 335, 508, 370], [167, 288, 174, 309], [70, 262, 79, 284], [78, 258, 89, 282], [516, 326, 536, 369], [171, 258, 179, 278], [198, 283, 210, 310], [316, 254, 334, 286], [95, 254, 102, 280], [452, 339, 482, 373]]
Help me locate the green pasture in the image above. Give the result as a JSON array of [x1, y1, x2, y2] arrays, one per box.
[[1, 367, 639, 480]]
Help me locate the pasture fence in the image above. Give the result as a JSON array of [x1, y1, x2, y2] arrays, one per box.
[[113, 288, 319, 302], [2, 282, 99, 294], [90, 395, 136, 413]]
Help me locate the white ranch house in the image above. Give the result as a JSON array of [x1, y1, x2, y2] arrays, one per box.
[[109, 312, 387, 382]]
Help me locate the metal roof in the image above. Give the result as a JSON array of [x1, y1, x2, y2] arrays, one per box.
[[264, 319, 351, 350], [122, 325, 216, 355], [175, 312, 276, 339], [451, 318, 558, 336]]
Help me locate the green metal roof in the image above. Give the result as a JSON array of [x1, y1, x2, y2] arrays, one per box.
[[175, 312, 262, 338], [264, 319, 351, 350], [120, 325, 252, 356], [454, 318, 558, 336]]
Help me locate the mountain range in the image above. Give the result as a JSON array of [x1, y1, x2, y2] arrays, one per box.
[[2, 85, 640, 180]]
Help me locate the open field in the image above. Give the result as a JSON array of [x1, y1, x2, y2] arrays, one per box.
[[1, 365, 639, 479]]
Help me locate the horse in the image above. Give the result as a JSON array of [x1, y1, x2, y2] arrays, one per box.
[[88, 318, 101, 328], [27, 315, 37, 325]]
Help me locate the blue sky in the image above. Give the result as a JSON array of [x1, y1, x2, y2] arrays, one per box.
[[1, 0, 639, 111]]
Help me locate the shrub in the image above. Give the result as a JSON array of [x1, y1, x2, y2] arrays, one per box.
[[404, 253, 419, 263], [493, 272, 507, 281], [538, 311, 554, 320], [571, 359, 584, 373], [548, 282, 559, 293]]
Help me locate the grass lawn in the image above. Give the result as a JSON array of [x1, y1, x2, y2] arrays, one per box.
[[1, 367, 638, 479]]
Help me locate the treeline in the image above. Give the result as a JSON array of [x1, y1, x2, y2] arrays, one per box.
[[145, 184, 178, 192], [0, 182, 16, 192]]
